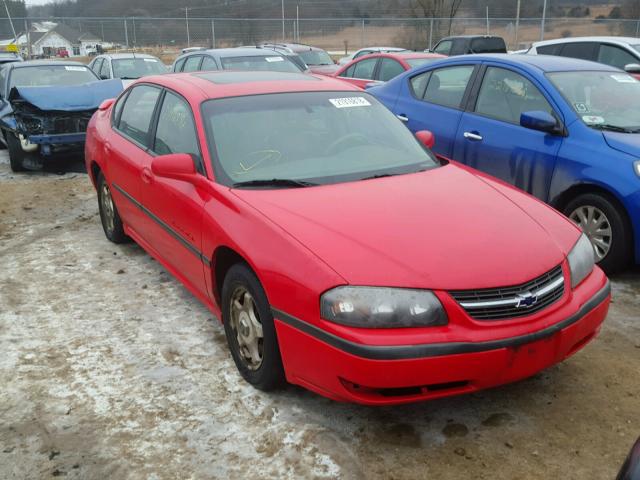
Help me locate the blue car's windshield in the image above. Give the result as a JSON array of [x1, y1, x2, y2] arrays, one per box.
[[548, 71, 640, 132]]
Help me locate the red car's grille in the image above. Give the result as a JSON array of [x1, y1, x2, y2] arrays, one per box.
[[449, 265, 565, 320]]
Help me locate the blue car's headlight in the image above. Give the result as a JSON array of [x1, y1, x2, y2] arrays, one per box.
[[320, 286, 448, 328], [568, 233, 595, 289]]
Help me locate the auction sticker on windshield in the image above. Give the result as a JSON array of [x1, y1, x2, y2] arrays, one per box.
[[65, 66, 86, 71], [265, 57, 284, 62], [583, 115, 605, 124], [329, 97, 372, 108], [144, 58, 158, 62], [610, 74, 636, 83]]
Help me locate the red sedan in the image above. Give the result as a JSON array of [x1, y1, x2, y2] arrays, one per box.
[[334, 51, 446, 89], [86, 71, 610, 405]]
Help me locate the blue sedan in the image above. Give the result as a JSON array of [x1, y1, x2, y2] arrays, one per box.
[[370, 54, 640, 273]]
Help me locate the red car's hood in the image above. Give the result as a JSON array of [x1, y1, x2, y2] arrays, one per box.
[[309, 64, 340, 75], [233, 165, 575, 290]]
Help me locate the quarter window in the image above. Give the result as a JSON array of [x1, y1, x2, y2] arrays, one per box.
[[597, 44, 638, 70], [409, 71, 431, 98], [153, 91, 201, 171], [423, 65, 474, 108], [182, 56, 202, 72], [378, 58, 404, 82], [475, 67, 554, 124], [117, 85, 161, 147], [352, 58, 378, 79]]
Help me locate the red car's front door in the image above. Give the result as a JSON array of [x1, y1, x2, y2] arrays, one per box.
[[108, 84, 162, 237]]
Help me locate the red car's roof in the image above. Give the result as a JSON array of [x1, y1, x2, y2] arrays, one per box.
[[136, 71, 361, 100]]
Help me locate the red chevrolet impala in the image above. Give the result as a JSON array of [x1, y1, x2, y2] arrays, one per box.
[[85, 71, 610, 405]]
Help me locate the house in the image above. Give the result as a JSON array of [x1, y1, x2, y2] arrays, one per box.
[[31, 24, 101, 57]]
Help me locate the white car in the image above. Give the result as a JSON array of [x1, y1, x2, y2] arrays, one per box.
[[527, 36, 640, 75], [338, 47, 407, 65], [88, 53, 167, 86]]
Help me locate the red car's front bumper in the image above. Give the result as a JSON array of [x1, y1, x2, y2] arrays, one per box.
[[273, 272, 611, 405]]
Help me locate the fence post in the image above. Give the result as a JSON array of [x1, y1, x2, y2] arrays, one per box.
[[211, 19, 216, 49], [429, 18, 433, 49], [361, 18, 365, 47], [540, 0, 547, 41], [132, 17, 136, 46], [124, 18, 129, 49], [24, 19, 30, 59], [636, 18, 640, 37]]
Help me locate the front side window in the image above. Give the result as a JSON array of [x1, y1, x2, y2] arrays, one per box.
[[99, 59, 110, 79], [201, 56, 218, 71], [340, 64, 356, 78], [378, 58, 405, 82], [182, 56, 202, 72], [174, 57, 186, 72], [597, 44, 639, 70], [536, 44, 562, 55], [112, 58, 166, 79], [434, 40, 452, 55], [116, 85, 161, 146], [354, 50, 372, 59], [220, 55, 301, 73], [352, 58, 378, 79], [92, 58, 103, 74], [153, 91, 201, 168], [299, 50, 333, 66], [9, 65, 97, 89], [548, 71, 640, 132], [449, 40, 468, 56], [203, 92, 439, 187], [471, 37, 506, 53], [423, 65, 474, 108], [475, 67, 554, 124]]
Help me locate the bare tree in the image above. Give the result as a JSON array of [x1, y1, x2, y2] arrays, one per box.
[[410, 0, 464, 38]]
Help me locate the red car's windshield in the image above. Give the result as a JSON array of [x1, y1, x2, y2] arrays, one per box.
[[203, 91, 439, 187]]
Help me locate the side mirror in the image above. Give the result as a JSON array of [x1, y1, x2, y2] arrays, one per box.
[[98, 98, 115, 111], [624, 63, 640, 74], [151, 153, 196, 181], [520, 111, 560, 134], [415, 130, 435, 149]]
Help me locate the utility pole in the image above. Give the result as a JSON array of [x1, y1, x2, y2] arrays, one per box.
[[296, 4, 299, 43], [185, 7, 190, 47], [281, 0, 285, 42], [515, 0, 521, 49], [2, 0, 17, 45], [124, 18, 129, 49], [486, 6, 489, 35], [540, 0, 548, 41], [211, 19, 216, 49]]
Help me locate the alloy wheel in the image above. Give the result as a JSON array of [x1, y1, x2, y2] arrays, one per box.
[[100, 181, 115, 235], [229, 287, 264, 371], [569, 205, 612, 261]]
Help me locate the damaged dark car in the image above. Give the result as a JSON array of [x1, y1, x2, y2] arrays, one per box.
[[0, 60, 123, 171]]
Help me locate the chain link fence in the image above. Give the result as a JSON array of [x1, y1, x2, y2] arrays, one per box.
[[0, 16, 638, 61]]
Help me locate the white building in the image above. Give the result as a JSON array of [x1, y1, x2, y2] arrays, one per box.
[[0, 23, 102, 58]]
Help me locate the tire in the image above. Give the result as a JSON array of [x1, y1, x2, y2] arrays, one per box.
[[97, 172, 128, 244], [6, 132, 26, 172], [222, 263, 285, 391], [564, 193, 631, 274]]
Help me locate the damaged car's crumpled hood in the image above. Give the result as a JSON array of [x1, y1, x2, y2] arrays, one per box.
[[9, 79, 124, 111]]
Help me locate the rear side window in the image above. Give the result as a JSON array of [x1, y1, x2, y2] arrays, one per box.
[[410, 71, 431, 98], [536, 44, 562, 55], [559, 42, 598, 61], [201, 56, 218, 71], [174, 57, 186, 72], [433, 40, 452, 55], [597, 44, 639, 69], [450, 39, 468, 56], [182, 56, 202, 72], [116, 85, 161, 147], [471, 37, 507, 54], [423, 65, 474, 108], [378, 58, 404, 82], [352, 58, 378, 79]]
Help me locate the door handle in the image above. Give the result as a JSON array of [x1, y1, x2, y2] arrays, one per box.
[[463, 131, 483, 141], [397, 114, 409, 122], [104, 142, 111, 155], [141, 167, 153, 184]]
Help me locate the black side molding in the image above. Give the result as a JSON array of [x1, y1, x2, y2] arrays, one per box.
[[272, 280, 611, 361]]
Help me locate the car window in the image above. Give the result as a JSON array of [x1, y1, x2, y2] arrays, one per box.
[[153, 91, 202, 171], [354, 50, 371, 59], [182, 56, 202, 72], [378, 58, 405, 82], [471, 37, 507, 53], [111, 90, 128, 127], [352, 58, 378, 79], [434, 40, 452, 55], [117, 85, 161, 147], [536, 44, 562, 55], [559, 42, 598, 61], [201, 56, 218, 71], [423, 65, 474, 108], [475, 67, 554, 124], [340, 64, 356, 78], [174, 57, 186, 72], [0, 67, 7, 97], [410, 71, 431, 98], [598, 44, 639, 70], [99, 59, 110, 79], [450, 39, 468, 56], [92, 58, 103, 74]]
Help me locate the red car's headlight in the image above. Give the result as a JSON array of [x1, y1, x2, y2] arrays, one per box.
[[320, 286, 448, 329]]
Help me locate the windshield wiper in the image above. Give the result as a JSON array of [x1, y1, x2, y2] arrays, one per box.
[[232, 178, 318, 189], [590, 124, 639, 133]]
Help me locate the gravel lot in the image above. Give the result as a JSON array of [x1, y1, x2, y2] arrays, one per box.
[[0, 151, 638, 480]]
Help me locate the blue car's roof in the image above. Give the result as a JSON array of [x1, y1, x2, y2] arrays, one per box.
[[449, 53, 619, 73]]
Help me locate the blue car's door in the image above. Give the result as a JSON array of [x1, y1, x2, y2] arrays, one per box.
[[453, 64, 564, 200], [393, 64, 478, 158]]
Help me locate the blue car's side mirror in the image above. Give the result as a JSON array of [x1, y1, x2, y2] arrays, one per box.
[[520, 111, 561, 135]]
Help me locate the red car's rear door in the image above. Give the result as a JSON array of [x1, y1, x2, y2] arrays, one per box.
[[108, 84, 162, 236], [139, 89, 208, 298]]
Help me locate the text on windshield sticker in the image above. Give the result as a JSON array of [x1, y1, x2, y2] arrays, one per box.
[[329, 97, 372, 108]]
